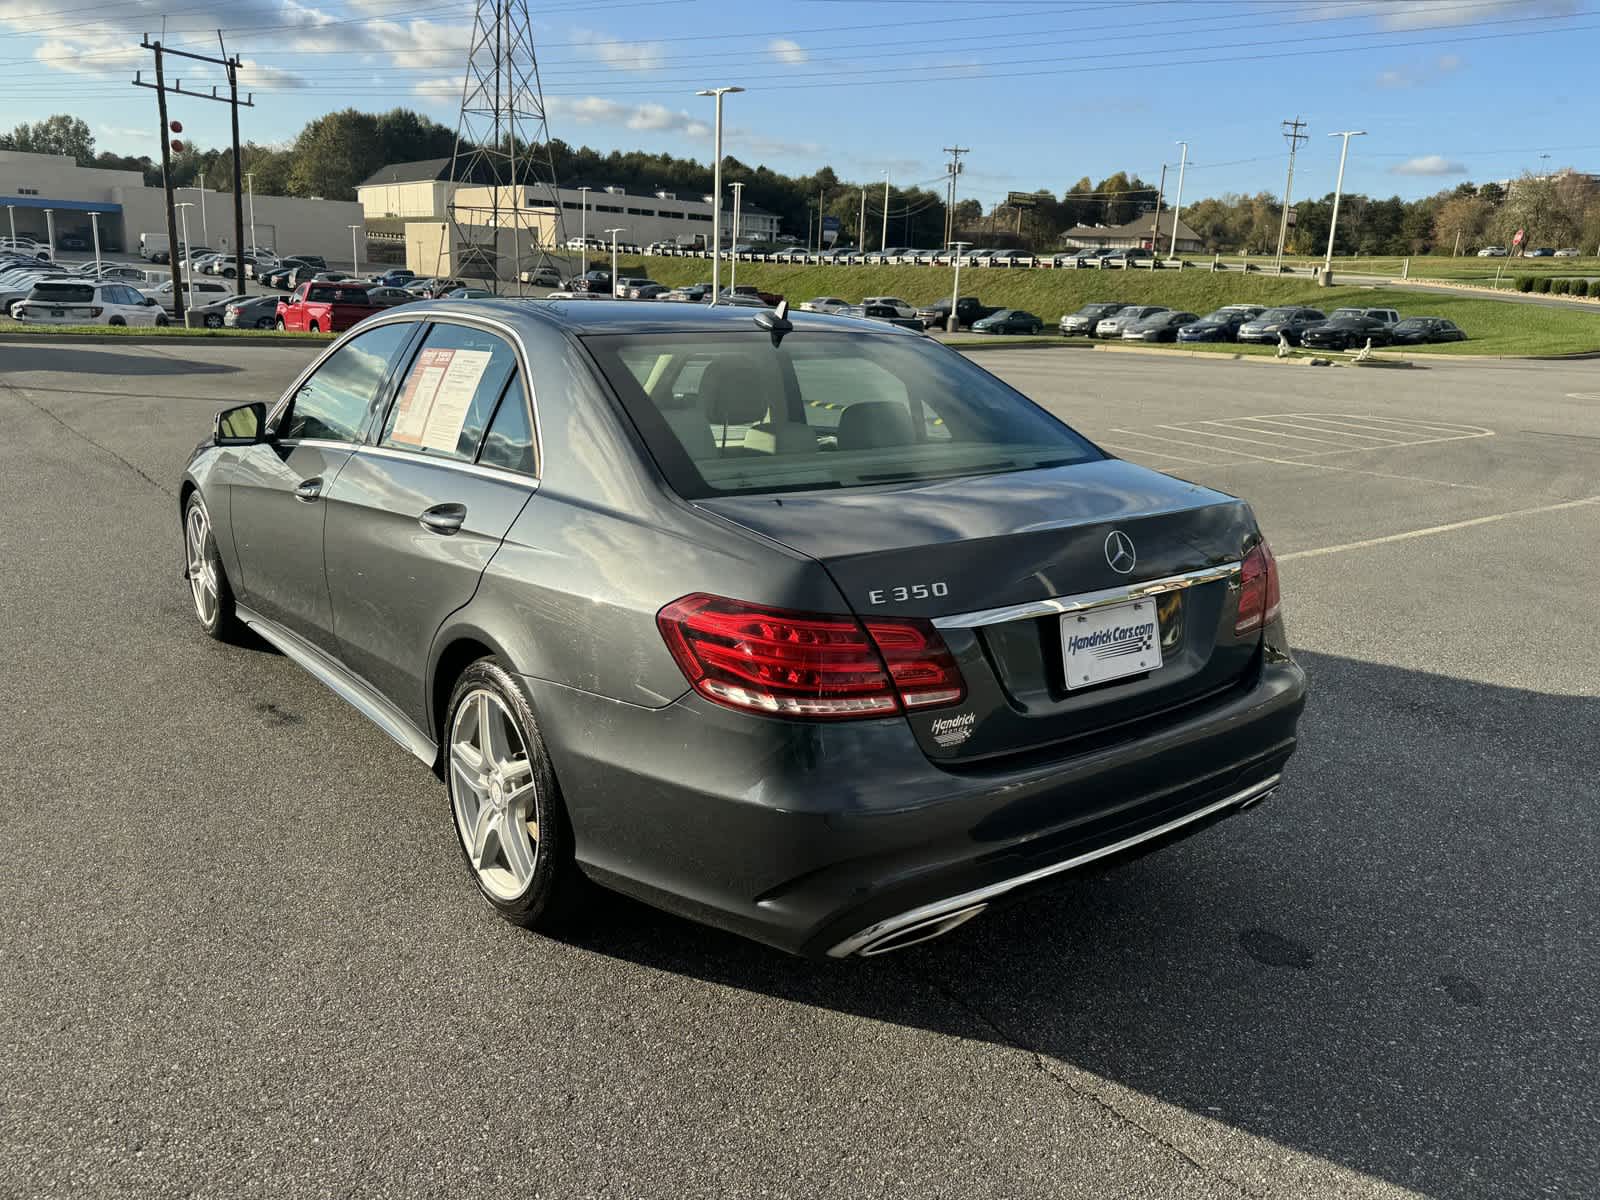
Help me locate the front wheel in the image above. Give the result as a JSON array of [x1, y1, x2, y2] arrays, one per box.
[[274, 318, 286, 331], [183, 492, 242, 641], [205, 314, 222, 328], [308, 321, 320, 333], [445, 660, 584, 932], [155, 314, 169, 327], [108, 316, 126, 327]]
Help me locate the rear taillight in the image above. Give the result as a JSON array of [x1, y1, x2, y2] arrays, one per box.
[[1234, 539, 1282, 635], [657, 593, 964, 720], [87, 306, 103, 317]]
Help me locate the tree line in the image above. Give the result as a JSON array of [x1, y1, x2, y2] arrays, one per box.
[[7, 110, 1596, 254]]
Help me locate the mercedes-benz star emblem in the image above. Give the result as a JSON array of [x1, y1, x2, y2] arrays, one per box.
[[1104, 530, 1137, 574]]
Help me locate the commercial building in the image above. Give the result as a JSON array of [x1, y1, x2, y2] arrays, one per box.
[[1063, 212, 1205, 255], [358, 158, 782, 271], [0, 149, 365, 261]]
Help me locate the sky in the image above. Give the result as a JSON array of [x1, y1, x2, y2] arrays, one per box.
[[3, 0, 1599, 214]]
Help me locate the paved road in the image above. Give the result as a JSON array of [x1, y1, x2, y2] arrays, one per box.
[[1, 341, 1596, 1199]]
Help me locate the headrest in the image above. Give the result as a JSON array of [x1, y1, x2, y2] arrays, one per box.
[[836, 401, 914, 451], [699, 358, 772, 428]]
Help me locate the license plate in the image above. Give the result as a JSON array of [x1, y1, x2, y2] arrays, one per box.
[[50, 308, 64, 317], [1061, 599, 1163, 690]]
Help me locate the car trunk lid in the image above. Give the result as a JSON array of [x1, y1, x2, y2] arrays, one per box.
[[696, 459, 1263, 763]]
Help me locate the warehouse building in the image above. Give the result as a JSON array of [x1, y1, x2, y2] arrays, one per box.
[[0, 148, 365, 261], [358, 159, 782, 268]]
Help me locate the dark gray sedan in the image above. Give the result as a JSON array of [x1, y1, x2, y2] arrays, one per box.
[[179, 301, 1305, 957]]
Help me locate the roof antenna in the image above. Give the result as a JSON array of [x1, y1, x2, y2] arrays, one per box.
[[754, 299, 792, 345]]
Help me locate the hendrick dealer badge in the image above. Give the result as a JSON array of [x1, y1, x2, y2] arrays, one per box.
[[1062, 599, 1162, 689]]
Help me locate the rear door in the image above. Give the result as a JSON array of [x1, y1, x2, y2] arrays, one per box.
[[322, 319, 537, 726], [228, 320, 421, 653]]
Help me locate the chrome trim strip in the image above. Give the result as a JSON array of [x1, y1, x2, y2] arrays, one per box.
[[351, 443, 540, 490], [826, 773, 1281, 958], [236, 605, 438, 766], [932, 561, 1242, 630]]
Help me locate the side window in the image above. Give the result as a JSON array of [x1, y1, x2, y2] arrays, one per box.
[[478, 381, 537, 475], [379, 322, 518, 462], [280, 322, 416, 443]]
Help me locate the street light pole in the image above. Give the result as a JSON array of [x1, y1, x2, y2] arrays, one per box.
[[1168, 140, 1188, 259], [1323, 130, 1367, 275], [695, 85, 744, 304], [6, 205, 16, 245], [578, 185, 590, 250], [89, 211, 103, 275], [881, 171, 890, 254], [175, 202, 195, 312], [198, 171, 208, 245], [604, 227, 624, 297], [243, 171, 257, 254], [43, 209, 55, 262], [729, 182, 744, 290], [348, 224, 362, 276], [946, 240, 971, 333], [858, 185, 867, 253]]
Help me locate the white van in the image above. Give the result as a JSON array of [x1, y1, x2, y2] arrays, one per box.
[[139, 233, 170, 261]]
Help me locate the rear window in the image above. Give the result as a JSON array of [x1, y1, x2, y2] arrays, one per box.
[[307, 286, 370, 304], [585, 331, 1103, 499], [30, 283, 94, 302]]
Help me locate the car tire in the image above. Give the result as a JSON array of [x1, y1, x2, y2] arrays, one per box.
[[308, 321, 320, 333], [155, 314, 169, 327], [183, 491, 242, 642], [256, 316, 273, 329], [108, 316, 125, 327], [275, 318, 286, 331], [223, 269, 235, 279], [205, 314, 222, 328], [444, 658, 586, 933]]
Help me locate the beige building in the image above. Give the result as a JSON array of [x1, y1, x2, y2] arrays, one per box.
[[0, 149, 365, 262], [1063, 211, 1205, 255]]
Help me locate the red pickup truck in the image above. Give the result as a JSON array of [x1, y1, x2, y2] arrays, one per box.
[[275, 282, 385, 333]]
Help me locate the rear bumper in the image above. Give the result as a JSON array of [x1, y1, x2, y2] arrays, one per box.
[[526, 652, 1307, 958]]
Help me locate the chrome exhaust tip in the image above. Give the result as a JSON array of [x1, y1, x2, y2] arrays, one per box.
[[855, 903, 988, 957]]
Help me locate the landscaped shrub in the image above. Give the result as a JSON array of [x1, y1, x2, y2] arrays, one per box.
[[1553, 278, 1571, 295], [1516, 276, 1535, 292], [1573, 280, 1590, 297], [1535, 276, 1553, 293]]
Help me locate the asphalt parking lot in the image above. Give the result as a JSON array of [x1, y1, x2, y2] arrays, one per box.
[[2, 339, 1596, 1199]]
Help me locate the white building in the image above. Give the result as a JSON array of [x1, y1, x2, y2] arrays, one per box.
[[0, 149, 365, 261], [357, 159, 782, 254]]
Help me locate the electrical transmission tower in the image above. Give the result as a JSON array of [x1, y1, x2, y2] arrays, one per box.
[[1274, 116, 1308, 272], [443, 0, 566, 294]]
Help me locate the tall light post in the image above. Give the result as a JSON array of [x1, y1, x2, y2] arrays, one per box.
[[1323, 130, 1367, 275], [88, 211, 103, 275], [243, 171, 257, 254], [881, 170, 890, 254], [729, 182, 744, 291], [695, 84, 744, 303], [604, 227, 625, 297], [1168, 140, 1189, 259], [43, 209, 55, 262], [175, 202, 196, 312], [946, 240, 971, 333], [198, 170, 208, 245], [348, 224, 362, 276], [578, 185, 591, 250], [858, 184, 867, 253], [6, 204, 16, 246]]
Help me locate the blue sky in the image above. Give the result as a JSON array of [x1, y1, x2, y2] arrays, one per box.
[[3, 0, 1598, 209]]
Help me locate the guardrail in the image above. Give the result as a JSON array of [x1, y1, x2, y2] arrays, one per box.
[[580, 246, 1335, 275]]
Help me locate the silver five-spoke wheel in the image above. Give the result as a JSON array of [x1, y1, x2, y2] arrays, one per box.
[[185, 501, 220, 627], [450, 689, 540, 901]]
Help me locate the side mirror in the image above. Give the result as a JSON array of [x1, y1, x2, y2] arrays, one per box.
[[145, 297, 158, 306], [214, 401, 269, 446]]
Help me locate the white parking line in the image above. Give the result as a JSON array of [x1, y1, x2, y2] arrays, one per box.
[[1153, 424, 1315, 454], [1279, 495, 1600, 561], [1238, 415, 1411, 444]]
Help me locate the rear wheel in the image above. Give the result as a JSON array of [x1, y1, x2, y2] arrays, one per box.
[[108, 316, 126, 327], [309, 321, 320, 333], [444, 659, 584, 932], [204, 314, 222, 328], [256, 316, 273, 329], [183, 492, 241, 641], [274, 318, 286, 331], [155, 314, 169, 327]]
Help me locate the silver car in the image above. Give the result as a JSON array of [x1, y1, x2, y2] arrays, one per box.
[[1093, 305, 1168, 338]]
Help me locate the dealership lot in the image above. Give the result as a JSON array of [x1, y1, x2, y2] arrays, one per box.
[[2, 340, 1596, 1198]]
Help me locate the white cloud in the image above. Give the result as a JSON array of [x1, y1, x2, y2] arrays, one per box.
[[1391, 154, 1468, 176], [1376, 52, 1465, 87], [768, 38, 807, 65], [1310, 0, 1576, 30], [572, 29, 666, 72], [542, 95, 711, 139]]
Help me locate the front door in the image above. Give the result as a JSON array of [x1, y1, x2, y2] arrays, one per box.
[[227, 320, 419, 653], [323, 320, 537, 725]]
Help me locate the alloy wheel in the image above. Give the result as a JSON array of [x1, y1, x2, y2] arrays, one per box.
[[449, 689, 539, 901], [184, 502, 219, 626]]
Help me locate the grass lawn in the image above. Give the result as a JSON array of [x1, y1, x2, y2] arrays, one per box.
[[1257, 253, 1600, 285], [627, 258, 1600, 356]]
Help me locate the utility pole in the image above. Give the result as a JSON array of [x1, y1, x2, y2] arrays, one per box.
[[881, 171, 890, 253], [817, 182, 824, 252], [1274, 116, 1307, 273], [729, 181, 743, 289], [1152, 163, 1167, 252], [225, 40, 245, 285], [135, 35, 253, 324], [1168, 140, 1188, 259], [942, 145, 969, 248], [859, 185, 867, 252]]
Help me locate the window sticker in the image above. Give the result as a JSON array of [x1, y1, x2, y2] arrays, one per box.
[[391, 347, 493, 451]]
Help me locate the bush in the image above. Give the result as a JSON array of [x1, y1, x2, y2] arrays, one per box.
[[1516, 276, 1535, 292], [1573, 280, 1590, 297], [1535, 276, 1553, 293], [1552, 278, 1570, 295]]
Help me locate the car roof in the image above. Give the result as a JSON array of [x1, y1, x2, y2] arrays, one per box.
[[392, 296, 925, 338]]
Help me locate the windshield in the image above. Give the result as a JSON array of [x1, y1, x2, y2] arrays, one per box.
[[584, 331, 1103, 499], [1256, 307, 1297, 322]]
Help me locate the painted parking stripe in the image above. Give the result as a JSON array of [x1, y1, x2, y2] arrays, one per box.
[[1154, 424, 1317, 454], [1279, 495, 1600, 561], [1191, 419, 1358, 448], [1236, 415, 1412, 444]]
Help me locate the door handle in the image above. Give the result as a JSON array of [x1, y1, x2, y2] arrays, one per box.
[[419, 503, 467, 535], [294, 476, 323, 502]]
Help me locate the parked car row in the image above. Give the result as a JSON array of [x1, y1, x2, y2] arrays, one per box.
[[0, 251, 164, 320], [1057, 300, 1466, 346]]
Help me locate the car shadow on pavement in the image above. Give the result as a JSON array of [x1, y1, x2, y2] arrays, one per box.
[[0, 345, 241, 376], [567, 650, 1599, 1199]]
